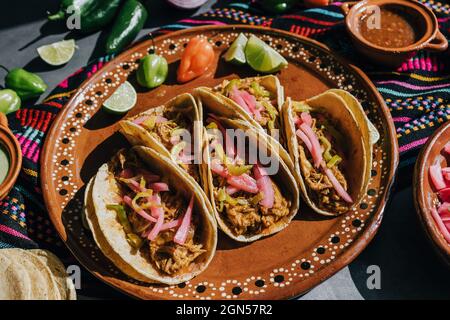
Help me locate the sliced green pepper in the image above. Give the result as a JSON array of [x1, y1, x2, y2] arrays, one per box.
[[292, 101, 311, 113], [126, 233, 143, 249], [4, 68, 47, 101], [250, 82, 270, 98], [327, 155, 342, 168], [0, 89, 21, 115], [226, 163, 253, 176], [106, 0, 148, 55], [319, 135, 332, 162], [107, 204, 132, 234], [137, 54, 168, 89], [224, 79, 241, 95]]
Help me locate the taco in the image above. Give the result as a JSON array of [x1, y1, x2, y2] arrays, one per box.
[[119, 93, 202, 183], [198, 99, 299, 242], [194, 76, 294, 173], [282, 90, 376, 216], [87, 147, 217, 285]]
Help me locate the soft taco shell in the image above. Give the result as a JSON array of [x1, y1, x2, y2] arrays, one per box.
[[89, 147, 217, 285], [282, 91, 371, 216], [119, 93, 203, 177], [194, 84, 296, 175], [200, 116, 300, 242]]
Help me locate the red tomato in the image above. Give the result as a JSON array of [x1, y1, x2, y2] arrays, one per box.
[[177, 36, 215, 83], [303, 0, 332, 8]]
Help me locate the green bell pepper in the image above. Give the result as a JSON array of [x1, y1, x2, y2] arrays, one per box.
[[0, 89, 21, 115], [48, 0, 96, 21], [79, 0, 123, 34], [4, 68, 47, 101], [106, 0, 148, 55], [137, 54, 168, 89], [261, 0, 298, 14]]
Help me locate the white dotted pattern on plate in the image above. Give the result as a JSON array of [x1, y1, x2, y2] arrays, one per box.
[[50, 30, 389, 299]]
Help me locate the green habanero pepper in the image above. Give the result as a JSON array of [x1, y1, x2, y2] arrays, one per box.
[[106, 0, 148, 55], [261, 0, 298, 14], [137, 54, 168, 89], [0, 89, 21, 115], [48, 0, 96, 21], [4, 68, 48, 101], [79, 0, 123, 34]]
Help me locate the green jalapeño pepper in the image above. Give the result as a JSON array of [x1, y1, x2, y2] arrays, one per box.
[[106, 0, 148, 55], [137, 54, 168, 89], [5, 68, 47, 101], [79, 0, 123, 33], [0, 89, 21, 115], [48, 0, 96, 21], [261, 0, 298, 14]]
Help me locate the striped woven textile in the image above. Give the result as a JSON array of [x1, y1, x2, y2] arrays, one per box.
[[1, 0, 449, 254]]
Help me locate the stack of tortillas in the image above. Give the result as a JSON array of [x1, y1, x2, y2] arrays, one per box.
[[0, 248, 76, 300]]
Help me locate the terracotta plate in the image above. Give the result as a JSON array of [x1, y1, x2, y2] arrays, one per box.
[[414, 121, 450, 265], [41, 25, 398, 300]]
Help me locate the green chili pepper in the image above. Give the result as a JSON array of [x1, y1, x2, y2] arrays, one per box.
[[4, 68, 47, 101], [106, 0, 148, 55], [261, 0, 298, 14], [107, 204, 132, 234], [224, 79, 241, 95], [292, 101, 311, 113], [226, 163, 253, 176], [137, 54, 168, 89], [327, 155, 342, 168], [48, 0, 96, 21], [126, 233, 143, 249], [319, 135, 333, 162], [250, 81, 270, 98], [0, 89, 21, 115], [79, 0, 122, 34]]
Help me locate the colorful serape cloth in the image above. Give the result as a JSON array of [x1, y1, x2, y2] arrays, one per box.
[[1, 0, 449, 292]]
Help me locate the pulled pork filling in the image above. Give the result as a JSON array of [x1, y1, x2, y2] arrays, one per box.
[[205, 115, 291, 237], [216, 79, 282, 142], [213, 175, 290, 236], [136, 109, 200, 183], [295, 111, 350, 214], [109, 150, 205, 276]]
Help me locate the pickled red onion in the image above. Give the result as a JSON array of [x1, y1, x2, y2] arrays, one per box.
[[321, 164, 353, 204], [296, 129, 313, 151], [431, 207, 450, 244], [174, 196, 194, 245], [147, 194, 164, 241], [253, 165, 274, 208], [430, 164, 446, 191], [299, 123, 323, 168], [123, 195, 157, 223], [148, 182, 169, 192]]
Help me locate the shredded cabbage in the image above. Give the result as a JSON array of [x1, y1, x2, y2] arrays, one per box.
[[292, 101, 311, 113], [250, 82, 270, 98], [142, 116, 157, 130]]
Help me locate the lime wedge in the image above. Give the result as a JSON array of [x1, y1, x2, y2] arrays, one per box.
[[103, 81, 137, 115], [223, 33, 248, 65], [245, 35, 288, 73], [37, 39, 76, 66]]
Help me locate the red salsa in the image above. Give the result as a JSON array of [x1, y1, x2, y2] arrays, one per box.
[[359, 8, 417, 48]]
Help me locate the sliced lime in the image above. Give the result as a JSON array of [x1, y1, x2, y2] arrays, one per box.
[[103, 81, 137, 115], [37, 39, 76, 66], [245, 35, 288, 73], [223, 33, 248, 65]]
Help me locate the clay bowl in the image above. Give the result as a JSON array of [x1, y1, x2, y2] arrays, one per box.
[[342, 0, 448, 67], [0, 113, 22, 200], [414, 121, 450, 266]]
